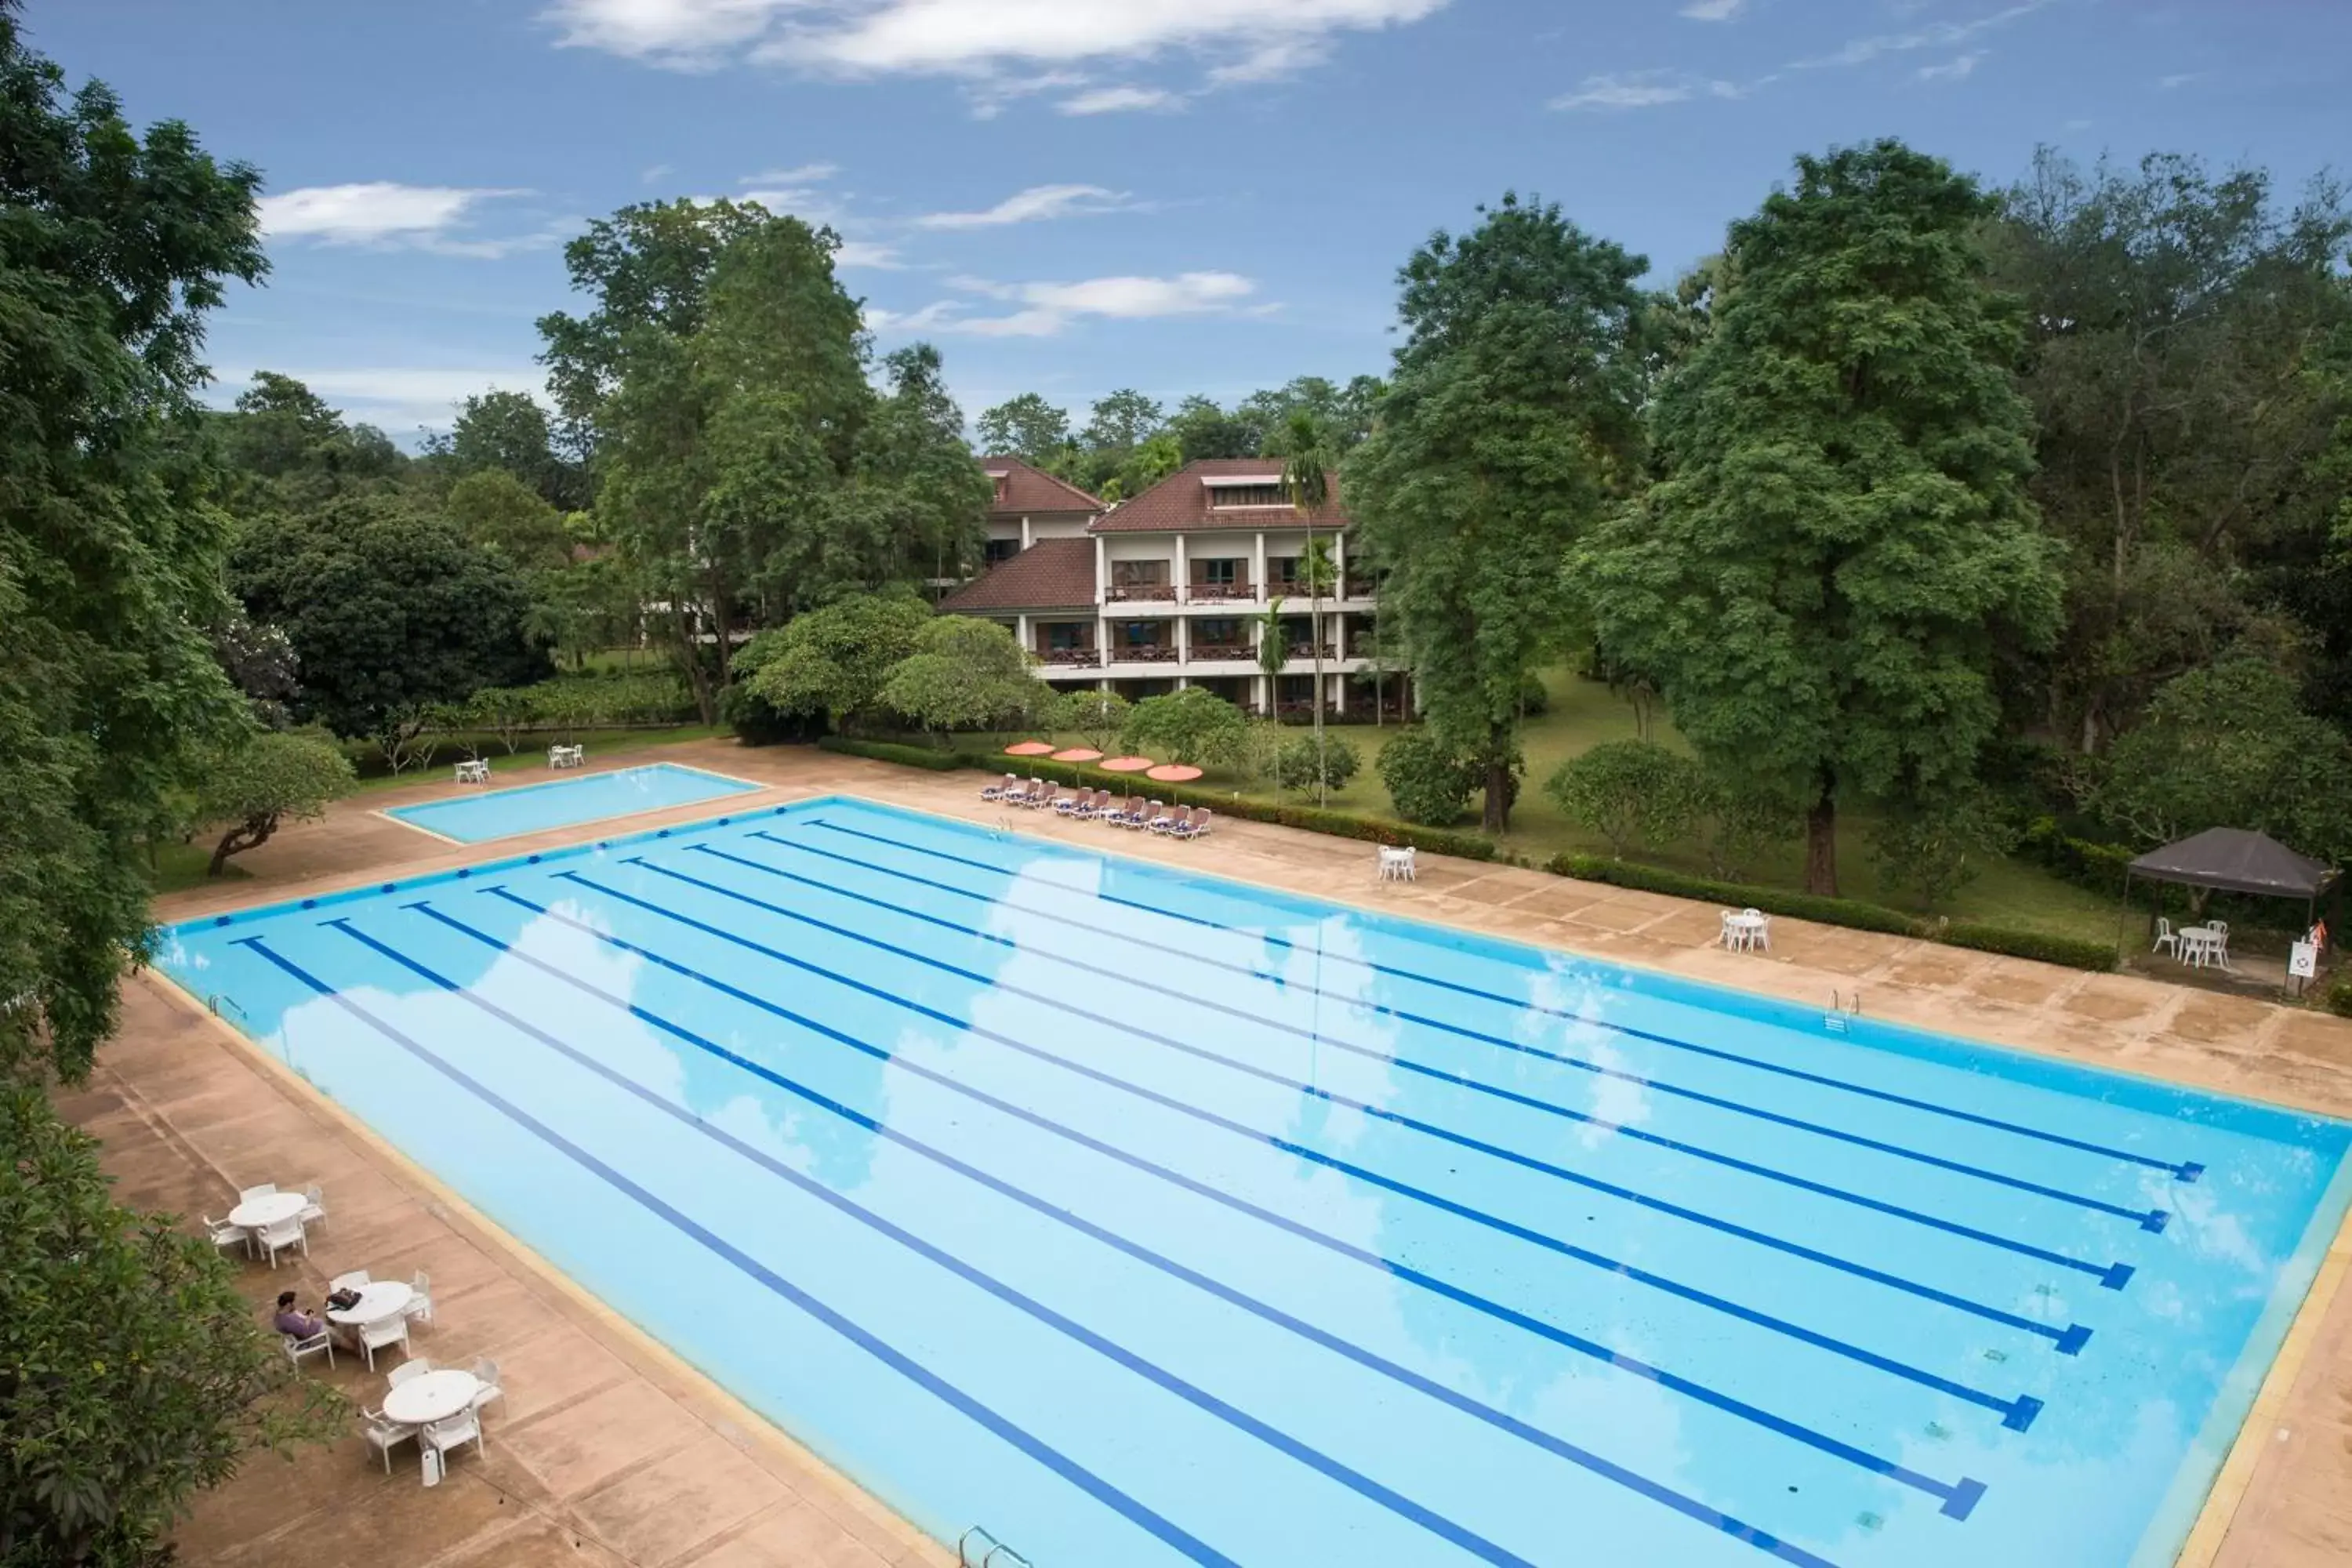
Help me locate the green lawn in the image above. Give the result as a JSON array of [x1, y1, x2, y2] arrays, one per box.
[[344, 723, 728, 793], [972, 666, 2119, 942]]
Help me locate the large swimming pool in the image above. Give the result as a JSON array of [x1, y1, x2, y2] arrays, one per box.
[[383, 762, 760, 843], [162, 796, 2352, 1568]]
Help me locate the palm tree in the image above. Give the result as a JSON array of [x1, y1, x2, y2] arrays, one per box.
[[1277, 412, 1339, 804]]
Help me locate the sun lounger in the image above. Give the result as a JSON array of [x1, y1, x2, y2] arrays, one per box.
[[1150, 804, 1189, 835], [981, 772, 1015, 801], [1171, 806, 1211, 840]]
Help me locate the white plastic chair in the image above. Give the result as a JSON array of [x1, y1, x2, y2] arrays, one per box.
[[420, 1409, 485, 1469], [1744, 908, 1772, 953], [203, 1214, 249, 1259], [2151, 917, 2180, 958], [361, 1406, 416, 1473], [387, 1359, 433, 1388], [358, 1314, 412, 1372], [298, 1183, 327, 1229], [405, 1270, 433, 1328], [283, 1329, 334, 1371], [2209, 920, 2232, 971], [256, 1216, 307, 1269], [470, 1356, 503, 1412], [329, 1269, 371, 1292]]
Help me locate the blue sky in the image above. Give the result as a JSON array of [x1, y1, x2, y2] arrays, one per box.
[[34, 0, 2351, 442]]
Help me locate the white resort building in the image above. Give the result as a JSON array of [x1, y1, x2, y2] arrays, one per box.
[[941, 456, 1407, 720]]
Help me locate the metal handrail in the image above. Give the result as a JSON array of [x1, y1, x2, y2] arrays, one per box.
[[208, 993, 250, 1023], [956, 1526, 1033, 1568]]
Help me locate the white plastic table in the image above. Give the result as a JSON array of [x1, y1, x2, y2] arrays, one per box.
[[227, 1191, 305, 1229], [327, 1280, 414, 1330], [1722, 912, 1769, 953], [2179, 926, 2230, 970], [454, 759, 489, 784], [383, 1369, 481, 1428]]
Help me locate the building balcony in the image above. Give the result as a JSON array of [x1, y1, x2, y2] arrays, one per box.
[[1185, 580, 1255, 604], [1037, 646, 1102, 667], [1189, 642, 1253, 662], [1285, 643, 1340, 662], [1105, 583, 1178, 603], [1109, 643, 1179, 663]]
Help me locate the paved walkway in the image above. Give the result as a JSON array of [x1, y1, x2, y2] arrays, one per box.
[[80, 737, 2352, 1566]]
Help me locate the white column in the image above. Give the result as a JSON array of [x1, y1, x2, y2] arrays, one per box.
[[1331, 532, 1347, 598], [1253, 674, 1269, 713], [1175, 614, 1189, 666], [1174, 532, 1188, 605], [1015, 613, 1030, 655], [1094, 533, 1108, 606], [1254, 532, 1267, 602], [1021, 515, 1034, 550]]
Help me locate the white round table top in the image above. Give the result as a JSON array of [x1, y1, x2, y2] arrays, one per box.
[[227, 1192, 305, 1229], [1724, 912, 1768, 927], [382, 1370, 480, 1426], [328, 1280, 413, 1326]]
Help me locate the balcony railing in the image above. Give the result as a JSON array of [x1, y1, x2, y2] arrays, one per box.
[[1105, 582, 1177, 603], [1341, 578, 1378, 601], [1285, 642, 1340, 662], [1185, 579, 1254, 602], [1109, 643, 1178, 663], [1038, 646, 1102, 666], [1189, 642, 1252, 661]]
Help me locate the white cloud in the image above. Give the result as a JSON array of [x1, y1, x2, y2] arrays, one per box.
[[546, 0, 1447, 91], [2158, 71, 2200, 89], [640, 162, 673, 183], [1550, 70, 1742, 111], [257, 183, 525, 245], [1794, 1, 2047, 71], [916, 183, 1137, 230], [1679, 0, 1747, 20], [742, 162, 838, 184], [870, 270, 1257, 338], [833, 240, 902, 269], [1059, 85, 1185, 114], [1918, 49, 1987, 81]]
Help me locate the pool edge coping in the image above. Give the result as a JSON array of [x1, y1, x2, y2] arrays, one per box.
[[139, 962, 954, 1566], [373, 760, 772, 847]]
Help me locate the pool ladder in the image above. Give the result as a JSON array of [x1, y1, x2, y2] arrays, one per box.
[[1824, 989, 1862, 1033], [207, 993, 250, 1024], [958, 1526, 1034, 1568]]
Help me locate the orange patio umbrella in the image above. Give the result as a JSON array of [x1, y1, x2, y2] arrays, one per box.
[[1004, 741, 1056, 757], [1145, 764, 1203, 783], [1100, 756, 1156, 774], [1051, 747, 1104, 763]]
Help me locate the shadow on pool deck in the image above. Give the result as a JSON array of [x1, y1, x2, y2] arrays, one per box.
[[81, 735, 2352, 1566]]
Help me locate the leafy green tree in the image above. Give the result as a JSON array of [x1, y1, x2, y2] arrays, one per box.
[[1120, 687, 1249, 767], [1275, 735, 1360, 795], [1579, 141, 2063, 894], [0, 1081, 345, 1565], [216, 372, 402, 510], [211, 609, 301, 729], [230, 500, 548, 768], [840, 345, 993, 586], [194, 730, 356, 875], [1376, 727, 1496, 827], [1044, 688, 1131, 753], [976, 393, 1073, 464], [741, 593, 932, 733], [1544, 740, 1704, 858], [1238, 376, 1385, 454], [1869, 789, 2017, 911], [1274, 412, 1341, 801], [1987, 151, 2352, 749], [444, 388, 585, 510], [0, 9, 261, 1079], [445, 468, 572, 572], [1694, 768, 1804, 880], [1349, 192, 1649, 832], [1082, 388, 1165, 455], [1166, 394, 1258, 461], [2092, 651, 2352, 859], [524, 552, 637, 673], [880, 618, 1039, 739]]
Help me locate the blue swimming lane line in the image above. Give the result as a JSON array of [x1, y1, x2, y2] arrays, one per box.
[[807, 816, 2201, 1185], [616, 854, 2131, 1297], [728, 833, 2161, 1232], [354, 912, 1959, 1540], [269, 928, 1536, 1568], [229, 937, 1243, 1568], [485, 880, 2056, 1427]]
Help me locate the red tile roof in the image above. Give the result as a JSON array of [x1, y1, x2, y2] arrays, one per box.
[[1090, 456, 1349, 533], [983, 456, 1103, 517], [937, 537, 1098, 613]]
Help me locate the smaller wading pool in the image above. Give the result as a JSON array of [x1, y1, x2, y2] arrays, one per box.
[[384, 762, 761, 844]]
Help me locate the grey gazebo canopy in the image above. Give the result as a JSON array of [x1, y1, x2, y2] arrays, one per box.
[[2125, 827, 2338, 902]]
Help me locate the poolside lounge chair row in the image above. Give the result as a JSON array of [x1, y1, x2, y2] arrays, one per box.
[[979, 775, 1214, 840]]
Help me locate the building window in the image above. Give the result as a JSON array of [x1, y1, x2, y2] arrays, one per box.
[[1112, 559, 1170, 587], [1270, 557, 1301, 589], [1210, 483, 1286, 508], [983, 538, 1020, 565], [1047, 623, 1087, 651], [1194, 557, 1240, 586]]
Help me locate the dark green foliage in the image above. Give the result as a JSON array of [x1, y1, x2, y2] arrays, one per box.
[[975, 393, 1073, 465], [1936, 924, 2115, 972], [1349, 192, 1649, 831], [445, 469, 572, 572], [1121, 688, 1250, 767], [2327, 974, 2352, 1018], [0, 6, 263, 1077], [1516, 671, 1550, 717], [1274, 735, 1360, 795], [1868, 790, 2020, 911], [442, 388, 586, 510], [817, 735, 965, 771], [1580, 140, 2063, 895], [1043, 688, 1133, 754], [228, 501, 549, 764], [1543, 740, 1702, 856], [739, 593, 932, 732], [1548, 853, 1922, 935], [879, 617, 1039, 737], [0, 1080, 346, 1566], [194, 729, 356, 875], [1377, 728, 1490, 826]]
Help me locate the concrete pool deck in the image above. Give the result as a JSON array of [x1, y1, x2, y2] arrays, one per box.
[[81, 737, 2352, 1566]]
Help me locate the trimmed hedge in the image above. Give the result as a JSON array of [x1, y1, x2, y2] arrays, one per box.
[[1549, 854, 1918, 935], [1549, 852, 2116, 973], [818, 735, 965, 771], [1936, 922, 2117, 972]]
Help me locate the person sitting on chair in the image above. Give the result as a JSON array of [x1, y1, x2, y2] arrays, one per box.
[[272, 1290, 324, 1339]]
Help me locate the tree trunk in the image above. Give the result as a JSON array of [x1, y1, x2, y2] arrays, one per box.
[[209, 815, 275, 877], [1482, 718, 1512, 836], [1804, 771, 1838, 897]]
